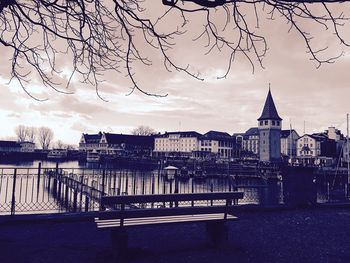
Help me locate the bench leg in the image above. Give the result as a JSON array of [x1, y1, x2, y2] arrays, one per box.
[[206, 222, 228, 247], [111, 228, 128, 259]]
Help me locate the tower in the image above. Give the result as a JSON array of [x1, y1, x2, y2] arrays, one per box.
[[258, 88, 282, 163]]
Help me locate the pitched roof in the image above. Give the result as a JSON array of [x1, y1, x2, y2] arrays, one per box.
[[258, 89, 282, 121], [203, 130, 232, 139], [156, 131, 202, 138], [281, 129, 299, 138], [104, 133, 154, 146], [83, 132, 102, 143], [244, 127, 259, 136], [0, 140, 21, 147]]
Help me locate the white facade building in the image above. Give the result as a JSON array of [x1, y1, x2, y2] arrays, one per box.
[[154, 131, 201, 156]]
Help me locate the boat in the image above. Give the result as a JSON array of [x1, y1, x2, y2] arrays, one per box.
[[47, 149, 68, 159], [87, 150, 100, 162]]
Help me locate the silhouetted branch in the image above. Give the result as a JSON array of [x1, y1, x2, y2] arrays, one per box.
[[0, 0, 349, 99]]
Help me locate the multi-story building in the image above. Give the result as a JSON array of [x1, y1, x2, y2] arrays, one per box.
[[19, 142, 35, 152], [79, 132, 103, 152], [154, 131, 235, 160], [281, 130, 299, 157], [102, 133, 154, 157], [242, 127, 259, 156], [0, 141, 22, 152], [258, 89, 282, 163], [296, 133, 336, 166], [0, 141, 35, 152], [198, 131, 235, 160], [154, 131, 201, 157], [79, 132, 154, 157]]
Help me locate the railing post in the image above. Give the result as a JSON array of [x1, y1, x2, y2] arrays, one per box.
[[11, 168, 17, 215], [100, 169, 106, 211], [210, 183, 214, 206], [36, 162, 41, 201], [85, 196, 90, 212], [73, 188, 78, 213], [191, 179, 194, 207]]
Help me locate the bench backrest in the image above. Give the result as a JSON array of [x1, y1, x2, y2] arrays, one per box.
[[101, 192, 244, 206]]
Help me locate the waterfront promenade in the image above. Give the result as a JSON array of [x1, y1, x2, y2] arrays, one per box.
[[1, 205, 350, 263]]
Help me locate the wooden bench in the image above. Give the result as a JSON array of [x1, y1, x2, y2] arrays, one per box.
[[95, 192, 244, 256]]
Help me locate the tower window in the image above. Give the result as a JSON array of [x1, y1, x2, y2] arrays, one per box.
[[277, 121, 280, 126], [264, 120, 268, 125], [272, 120, 275, 125], [260, 121, 263, 126]]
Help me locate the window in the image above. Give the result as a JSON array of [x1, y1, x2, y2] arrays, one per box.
[[264, 120, 268, 125], [260, 121, 263, 126], [277, 121, 280, 126], [272, 120, 275, 125]]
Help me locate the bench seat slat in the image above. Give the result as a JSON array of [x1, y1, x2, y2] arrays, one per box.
[[98, 205, 237, 220], [95, 213, 238, 229]]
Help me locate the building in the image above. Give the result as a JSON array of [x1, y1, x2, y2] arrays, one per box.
[[154, 131, 202, 157], [153, 130, 235, 160], [281, 129, 299, 157], [0, 140, 21, 152], [79, 132, 103, 152], [296, 133, 336, 166], [102, 133, 154, 157], [258, 89, 282, 163], [19, 142, 35, 152], [79, 132, 154, 157], [241, 128, 259, 156], [0, 141, 35, 152], [198, 131, 235, 160]]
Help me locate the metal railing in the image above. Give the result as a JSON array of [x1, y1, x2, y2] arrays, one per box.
[[0, 164, 275, 215]]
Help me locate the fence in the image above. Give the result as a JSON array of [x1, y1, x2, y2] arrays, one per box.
[[0, 163, 276, 215]]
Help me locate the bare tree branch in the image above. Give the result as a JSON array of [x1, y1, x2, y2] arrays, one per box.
[[0, 0, 349, 99]]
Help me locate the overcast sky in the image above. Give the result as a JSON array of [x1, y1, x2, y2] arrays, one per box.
[[0, 2, 350, 146]]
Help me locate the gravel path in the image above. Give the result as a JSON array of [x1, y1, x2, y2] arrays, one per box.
[[1, 206, 350, 263]]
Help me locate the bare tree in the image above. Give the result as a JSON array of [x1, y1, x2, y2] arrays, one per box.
[[0, 1, 349, 98], [15, 125, 27, 142], [131, 125, 157, 136], [25, 126, 36, 143], [38, 126, 54, 150], [55, 140, 65, 149]]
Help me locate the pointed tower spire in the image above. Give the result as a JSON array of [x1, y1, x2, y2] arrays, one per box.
[[257, 88, 282, 121]]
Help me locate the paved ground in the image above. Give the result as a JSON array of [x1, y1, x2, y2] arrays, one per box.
[[1, 206, 350, 263]]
